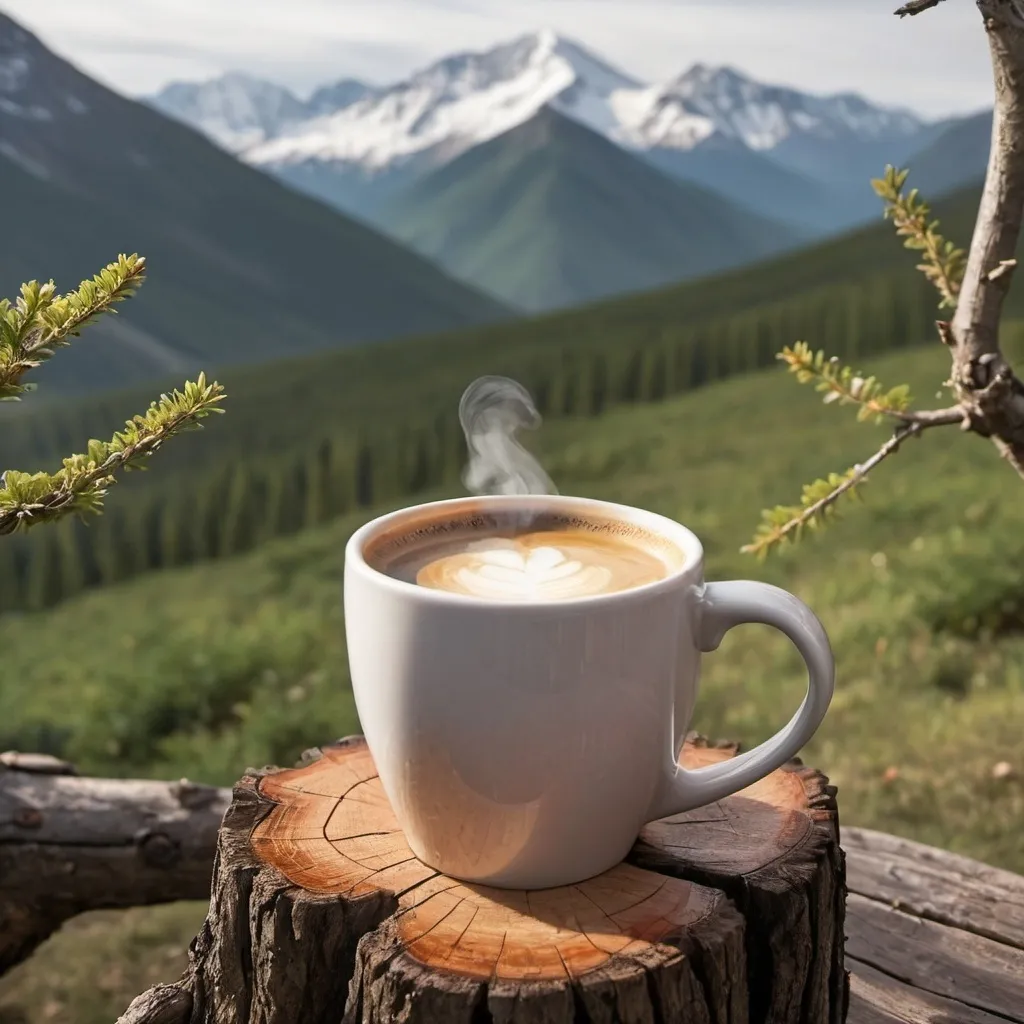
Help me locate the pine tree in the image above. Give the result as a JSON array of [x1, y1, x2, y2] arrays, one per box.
[[406, 430, 432, 494], [561, 365, 580, 415], [160, 491, 197, 567], [672, 337, 693, 395], [620, 349, 644, 402], [0, 536, 24, 613], [89, 508, 127, 585], [54, 518, 88, 600], [215, 465, 248, 557], [260, 463, 290, 543], [325, 436, 356, 517], [191, 473, 226, 558], [589, 352, 609, 415], [647, 350, 668, 402], [303, 444, 330, 529], [24, 529, 63, 611]]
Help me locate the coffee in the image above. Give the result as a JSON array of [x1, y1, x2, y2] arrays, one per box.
[[365, 509, 679, 602]]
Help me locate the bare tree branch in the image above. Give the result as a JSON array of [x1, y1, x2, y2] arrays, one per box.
[[802, 422, 923, 512], [0, 754, 230, 976], [901, 406, 969, 426], [894, 0, 949, 16]]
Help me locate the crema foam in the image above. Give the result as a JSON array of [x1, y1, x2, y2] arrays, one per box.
[[366, 511, 679, 602]]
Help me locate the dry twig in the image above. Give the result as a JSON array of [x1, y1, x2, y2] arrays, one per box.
[[894, 0, 948, 17]]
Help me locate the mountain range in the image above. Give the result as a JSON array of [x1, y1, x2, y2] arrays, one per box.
[[149, 30, 992, 310], [151, 30, 989, 232], [0, 12, 506, 395], [0, 11, 994, 382]]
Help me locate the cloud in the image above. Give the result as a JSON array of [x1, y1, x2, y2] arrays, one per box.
[[4, 0, 994, 116]]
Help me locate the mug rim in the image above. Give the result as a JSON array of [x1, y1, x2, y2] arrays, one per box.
[[344, 494, 705, 610]]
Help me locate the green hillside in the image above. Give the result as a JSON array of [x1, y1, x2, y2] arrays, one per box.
[[379, 107, 802, 311], [0, 182, 1004, 615], [0, 13, 507, 396], [2, 339, 1024, 1024], [0, 180, 988, 469]]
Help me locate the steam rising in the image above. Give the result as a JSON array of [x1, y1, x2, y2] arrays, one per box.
[[459, 376, 557, 497]]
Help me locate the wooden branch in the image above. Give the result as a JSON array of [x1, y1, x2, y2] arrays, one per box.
[[894, 0, 949, 16], [902, 405, 968, 427], [771, 437, 892, 535], [0, 752, 230, 975], [944, 3, 1024, 474]]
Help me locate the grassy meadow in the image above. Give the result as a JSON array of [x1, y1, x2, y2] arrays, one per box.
[[1, 337, 1023, 1022]]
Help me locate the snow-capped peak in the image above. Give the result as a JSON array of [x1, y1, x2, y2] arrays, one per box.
[[146, 30, 931, 183], [245, 30, 641, 170], [647, 63, 923, 150]]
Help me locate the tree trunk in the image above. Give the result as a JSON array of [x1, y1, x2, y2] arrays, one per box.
[[120, 736, 847, 1024]]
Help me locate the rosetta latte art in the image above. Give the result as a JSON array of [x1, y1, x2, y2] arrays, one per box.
[[415, 533, 667, 601]]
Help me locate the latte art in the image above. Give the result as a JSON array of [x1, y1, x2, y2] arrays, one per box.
[[418, 539, 615, 600], [414, 531, 668, 601]]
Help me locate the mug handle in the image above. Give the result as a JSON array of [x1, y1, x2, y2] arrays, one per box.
[[647, 580, 835, 821]]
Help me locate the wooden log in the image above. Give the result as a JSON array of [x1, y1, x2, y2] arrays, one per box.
[[0, 752, 231, 975], [843, 827, 1024, 1024], [120, 735, 847, 1024], [843, 826, 1024, 948]]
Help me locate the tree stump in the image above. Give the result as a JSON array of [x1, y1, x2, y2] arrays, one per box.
[[120, 736, 847, 1024]]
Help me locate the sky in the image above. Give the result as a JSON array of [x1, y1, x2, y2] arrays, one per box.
[[4, 0, 995, 119]]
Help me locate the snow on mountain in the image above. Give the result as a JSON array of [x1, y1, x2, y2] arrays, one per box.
[[623, 64, 922, 152], [231, 30, 925, 177], [1, 12, 91, 131], [150, 72, 310, 152], [0, 16, 32, 94], [246, 29, 639, 171], [145, 28, 929, 210]]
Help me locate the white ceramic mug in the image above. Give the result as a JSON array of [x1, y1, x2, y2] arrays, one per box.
[[344, 494, 834, 889]]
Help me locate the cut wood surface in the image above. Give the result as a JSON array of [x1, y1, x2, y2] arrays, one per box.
[[0, 751, 230, 976], [120, 734, 846, 1024]]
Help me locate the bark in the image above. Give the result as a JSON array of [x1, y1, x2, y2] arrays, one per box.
[[0, 752, 230, 974]]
